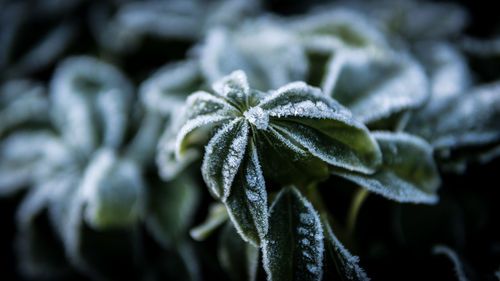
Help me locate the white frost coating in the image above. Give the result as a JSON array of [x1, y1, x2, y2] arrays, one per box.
[[186, 90, 239, 117], [202, 118, 248, 199], [244, 106, 269, 130], [333, 131, 440, 204], [50, 56, 133, 154], [175, 114, 232, 159], [324, 218, 370, 281], [139, 60, 201, 115], [267, 127, 309, 157], [224, 141, 268, 246], [212, 70, 249, 99], [262, 187, 324, 281], [348, 56, 429, 124], [433, 245, 469, 281]]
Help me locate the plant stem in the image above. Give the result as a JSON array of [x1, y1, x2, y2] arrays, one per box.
[[347, 187, 369, 236]]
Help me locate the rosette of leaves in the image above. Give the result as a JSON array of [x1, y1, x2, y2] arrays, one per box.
[[0, 56, 200, 280], [173, 70, 441, 280]]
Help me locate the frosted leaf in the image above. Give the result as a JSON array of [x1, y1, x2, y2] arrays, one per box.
[[202, 118, 248, 199], [254, 127, 329, 186], [0, 80, 49, 136], [414, 43, 471, 104], [322, 217, 369, 281], [140, 60, 202, 117], [80, 149, 144, 229], [92, 0, 203, 53], [125, 112, 165, 166], [290, 8, 388, 53], [433, 245, 469, 281], [0, 130, 72, 196], [200, 20, 308, 92], [262, 186, 324, 281], [224, 141, 268, 245], [259, 81, 351, 119], [326, 52, 429, 124], [190, 203, 229, 241], [158, 127, 201, 180], [50, 56, 133, 155], [145, 171, 200, 248], [218, 222, 260, 281], [348, 0, 467, 41], [212, 70, 250, 109], [175, 114, 233, 159], [407, 81, 500, 153], [332, 132, 440, 204]]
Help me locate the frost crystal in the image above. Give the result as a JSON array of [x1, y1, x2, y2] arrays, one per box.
[[244, 106, 269, 130]]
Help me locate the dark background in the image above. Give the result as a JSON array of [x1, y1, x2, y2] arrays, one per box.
[[1, 0, 500, 280]]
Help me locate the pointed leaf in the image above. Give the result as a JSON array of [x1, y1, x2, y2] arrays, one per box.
[[224, 141, 268, 246], [175, 90, 239, 157], [0, 130, 72, 196], [202, 118, 249, 199], [212, 69, 251, 109], [259, 82, 382, 174], [262, 186, 324, 281], [140, 60, 203, 117], [322, 217, 369, 281], [325, 53, 428, 124], [332, 132, 440, 204], [190, 203, 229, 241], [218, 222, 259, 281]]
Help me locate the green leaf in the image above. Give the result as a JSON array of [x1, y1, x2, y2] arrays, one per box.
[[407, 81, 500, 154], [332, 132, 440, 204], [0, 130, 72, 196], [190, 203, 229, 241], [224, 141, 268, 246], [50, 56, 133, 155], [146, 172, 200, 248], [140, 59, 203, 117], [201, 22, 308, 91], [218, 222, 259, 281], [324, 52, 428, 124], [81, 149, 144, 229], [262, 186, 324, 281], [260, 81, 382, 174], [202, 118, 249, 199], [291, 9, 388, 52], [322, 217, 369, 281], [175, 90, 239, 158]]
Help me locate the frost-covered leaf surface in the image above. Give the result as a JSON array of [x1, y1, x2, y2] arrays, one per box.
[[332, 132, 440, 203], [175, 70, 381, 210], [262, 186, 324, 281], [322, 217, 369, 281], [324, 52, 428, 124], [200, 20, 308, 91], [50, 56, 133, 154], [224, 141, 268, 246], [407, 81, 500, 155]]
